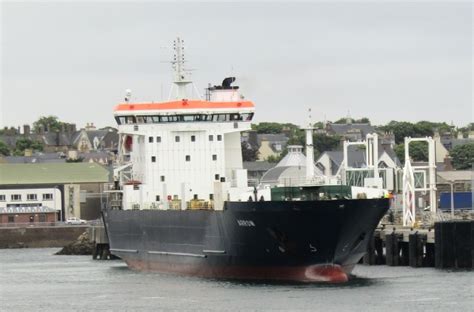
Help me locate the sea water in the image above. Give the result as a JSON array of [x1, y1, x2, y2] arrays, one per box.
[[1, 248, 472, 311]]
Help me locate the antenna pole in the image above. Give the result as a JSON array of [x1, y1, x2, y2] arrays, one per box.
[[172, 37, 192, 99]]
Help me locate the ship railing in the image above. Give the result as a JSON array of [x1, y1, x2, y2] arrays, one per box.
[[186, 200, 214, 210]]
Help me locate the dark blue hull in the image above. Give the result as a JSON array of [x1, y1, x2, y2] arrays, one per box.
[[103, 199, 389, 282]]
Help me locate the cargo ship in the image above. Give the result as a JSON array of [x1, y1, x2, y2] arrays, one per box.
[[103, 38, 389, 283]]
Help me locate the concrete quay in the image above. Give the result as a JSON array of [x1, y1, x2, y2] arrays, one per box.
[[0, 224, 89, 248]]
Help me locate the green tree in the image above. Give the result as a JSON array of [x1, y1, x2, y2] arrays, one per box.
[[266, 154, 281, 163], [379, 121, 418, 144], [0, 141, 10, 156], [450, 143, 474, 170], [14, 138, 43, 155], [241, 142, 259, 162], [251, 122, 284, 134], [394, 141, 429, 163], [32, 115, 73, 133], [333, 117, 370, 124], [334, 118, 348, 124], [313, 134, 341, 154], [356, 117, 371, 124], [313, 121, 324, 129]]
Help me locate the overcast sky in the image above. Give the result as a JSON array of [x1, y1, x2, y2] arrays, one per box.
[[1, 1, 472, 129]]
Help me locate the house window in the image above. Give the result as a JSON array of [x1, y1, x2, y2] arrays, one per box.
[[0, 195, 5, 201], [214, 174, 220, 180], [175, 136, 180, 142], [212, 154, 217, 161], [156, 195, 160, 201], [39, 214, 46, 222], [8, 216, 14, 223], [185, 155, 191, 162], [149, 136, 154, 143], [156, 136, 161, 143], [161, 176, 165, 182], [209, 135, 214, 141], [43, 193, 53, 200], [217, 135, 222, 141], [191, 135, 196, 142], [151, 156, 156, 162], [11, 194, 21, 201], [27, 194, 37, 201]]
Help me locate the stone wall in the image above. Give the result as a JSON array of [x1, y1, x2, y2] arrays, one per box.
[[0, 226, 88, 248]]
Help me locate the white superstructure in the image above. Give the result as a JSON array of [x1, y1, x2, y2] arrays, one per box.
[[113, 39, 255, 211]]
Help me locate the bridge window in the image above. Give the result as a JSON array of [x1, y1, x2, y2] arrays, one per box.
[[214, 174, 220, 180], [161, 176, 165, 182], [229, 113, 241, 121], [115, 113, 254, 125], [217, 135, 222, 141], [212, 154, 217, 161], [148, 136, 154, 143], [185, 155, 191, 162], [156, 136, 161, 143], [209, 135, 214, 141], [175, 136, 180, 142], [43, 193, 53, 200], [191, 135, 196, 142], [151, 156, 156, 162], [241, 113, 254, 121]]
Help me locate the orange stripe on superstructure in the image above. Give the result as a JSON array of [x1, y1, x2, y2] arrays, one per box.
[[114, 100, 254, 112]]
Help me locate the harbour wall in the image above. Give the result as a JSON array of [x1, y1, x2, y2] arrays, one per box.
[[0, 225, 88, 248]]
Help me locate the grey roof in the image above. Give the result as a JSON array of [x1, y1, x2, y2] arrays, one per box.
[[260, 166, 308, 185], [0, 163, 110, 185], [1, 128, 119, 151], [437, 170, 473, 182], [261, 166, 294, 183], [324, 149, 367, 168], [328, 123, 375, 137], [440, 137, 474, 150], [243, 161, 276, 172], [257, 133, 289, 146], [3, 154, 66, 164]]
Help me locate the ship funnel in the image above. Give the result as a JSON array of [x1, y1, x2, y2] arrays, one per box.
[[222, 77, 236, 89]]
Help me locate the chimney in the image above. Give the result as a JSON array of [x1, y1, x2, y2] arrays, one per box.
[[56, 130, 60, 146], [443, 156, 453, 171], [23, 124, 30, 135]]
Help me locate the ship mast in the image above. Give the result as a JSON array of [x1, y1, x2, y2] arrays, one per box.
[[171, 37, 192, 99], [305, 108, 315, 183]]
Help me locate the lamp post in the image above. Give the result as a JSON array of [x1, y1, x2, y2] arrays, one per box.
[[449, 180, 455, 219]]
